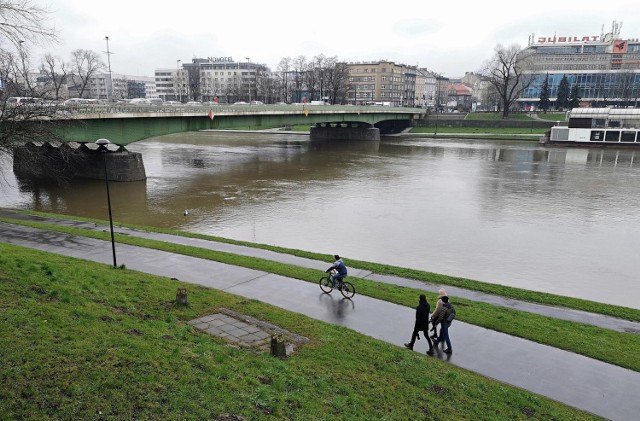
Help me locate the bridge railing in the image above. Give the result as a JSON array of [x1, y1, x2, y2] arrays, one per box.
[[53, 103, 425, 116]]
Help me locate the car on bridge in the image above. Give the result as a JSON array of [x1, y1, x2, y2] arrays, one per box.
[[129, 98, 152, 105]]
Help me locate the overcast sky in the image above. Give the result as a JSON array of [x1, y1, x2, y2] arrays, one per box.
[[27, 0, 640, 78]]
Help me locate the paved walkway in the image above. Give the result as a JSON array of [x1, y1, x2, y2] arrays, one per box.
[[2, 209, 637, 334], [1, 213, 639, 420]]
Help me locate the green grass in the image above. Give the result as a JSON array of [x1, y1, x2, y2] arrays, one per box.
[[464, 112, 567, 121], [409, 126, 547, 135], [0, 244, 602, 420], [2, 212, 639, 373], [465, 112, 536, 121]]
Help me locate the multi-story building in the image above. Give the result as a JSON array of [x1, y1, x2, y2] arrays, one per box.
[[447, 83, 473, 111], [415, 69, 438, 108], [89, 73, 156, 100], [155, 68, 177, 102], [156, 57, 262, 103], [346, 60, 419, 106], [518, 21, 640, 109], [434, 74, 450, 111]]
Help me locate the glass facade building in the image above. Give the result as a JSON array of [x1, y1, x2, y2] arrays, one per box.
[[518, 22, 640, 109]]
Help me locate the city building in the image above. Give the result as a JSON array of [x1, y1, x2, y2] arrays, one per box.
[[155, 57, 263, 103], [88, 73, 156, 100], [346, 60, 421, 106], [518, 21, 640, 109], [415, 69, 438, 109], [446, 83, 473, 111]]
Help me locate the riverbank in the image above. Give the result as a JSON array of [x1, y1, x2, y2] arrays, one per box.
[[0, 243, 603, 420], [2, 209, 639, 374]]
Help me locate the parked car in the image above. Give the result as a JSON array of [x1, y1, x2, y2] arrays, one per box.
[[202, 101, 220, 106], [63, 98, 90, 105], [7, 97, 37, 106], [128, 98, 152, 105], [164, 101, 182, 106], [233, 101, 248, 105], [249, 100, 264, 105], [185, 101, 202, 106], [148, 98, 163, 106]]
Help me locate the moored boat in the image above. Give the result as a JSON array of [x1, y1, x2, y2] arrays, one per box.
[[546, 108, 640, 146]]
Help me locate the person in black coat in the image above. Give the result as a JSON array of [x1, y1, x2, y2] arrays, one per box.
[[404, 294, 434, 354]]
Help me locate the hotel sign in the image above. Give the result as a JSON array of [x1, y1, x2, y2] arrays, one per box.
[[536, 35, 600, 44], [209, 57, 233, 63]]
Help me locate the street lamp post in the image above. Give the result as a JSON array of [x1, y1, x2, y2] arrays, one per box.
[[96, 138, 117, 268], [104, 36, 113, 101], [246, 57, 251, 103]]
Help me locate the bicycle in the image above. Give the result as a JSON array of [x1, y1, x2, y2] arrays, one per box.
[[319, 270, 356, 299]]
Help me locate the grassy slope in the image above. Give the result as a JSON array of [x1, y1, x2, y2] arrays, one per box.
[[2, 213, 639, 373], [0, 244, 601, 420]]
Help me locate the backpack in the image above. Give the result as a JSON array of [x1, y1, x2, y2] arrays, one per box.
[[444, 304, 456, 323]]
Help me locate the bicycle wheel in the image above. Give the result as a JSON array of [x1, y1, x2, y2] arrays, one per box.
[[340, 281, 356, 299], [319, 276, 334, 293]]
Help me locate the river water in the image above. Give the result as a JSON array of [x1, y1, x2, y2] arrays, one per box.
[[1, 131, 639, 309]]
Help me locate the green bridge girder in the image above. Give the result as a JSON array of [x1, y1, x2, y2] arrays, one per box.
[[53, 107, 425, 146]]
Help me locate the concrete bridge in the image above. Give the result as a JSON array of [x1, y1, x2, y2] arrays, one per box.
[[53, 104, 425, 145], [15, 104, 425, 182]]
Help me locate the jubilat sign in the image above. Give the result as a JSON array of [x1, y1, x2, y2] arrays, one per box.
[[209, 57, 234, 63], [536, 35, 601, 44]]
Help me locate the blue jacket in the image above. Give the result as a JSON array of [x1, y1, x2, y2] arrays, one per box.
[[328, 258, 348, 275]]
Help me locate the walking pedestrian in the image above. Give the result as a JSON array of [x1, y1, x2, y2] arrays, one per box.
[[433, 296, 456, 354], [430, 288, 447, 341], [404, 294, 434, 354]]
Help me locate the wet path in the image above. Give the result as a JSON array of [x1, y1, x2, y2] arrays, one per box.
[[1, 209, 637, 334]]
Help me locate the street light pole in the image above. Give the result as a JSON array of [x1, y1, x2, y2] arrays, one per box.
[[95, 138, 117, 268], [104, 36, 113, 101]]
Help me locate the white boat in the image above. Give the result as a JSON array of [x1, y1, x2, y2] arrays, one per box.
[[546, 108, 640, 146]]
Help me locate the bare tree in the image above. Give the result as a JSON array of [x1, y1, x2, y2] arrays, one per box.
[[1, 0, 63, 179], [39, 53, 67, 100], [325, 59, 349, 104], [69, 49, 105, 98], [303, 59, 318, 102], [0, 0, 57, 49], [186, 66, 200, 101], [481, 44, 532, 118], [291, 55, 306, 103], [277, 57, 291, 103]]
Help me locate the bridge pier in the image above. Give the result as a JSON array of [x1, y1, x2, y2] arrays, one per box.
[[310, 122, 380, 141], [13, 142, 146, 182]]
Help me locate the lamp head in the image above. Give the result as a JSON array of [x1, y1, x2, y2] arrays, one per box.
[[96, 138, 110, 151]]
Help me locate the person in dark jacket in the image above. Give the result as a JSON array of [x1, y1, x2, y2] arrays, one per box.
[[404, 294, 434, 354], [326, 254, 348, 287]]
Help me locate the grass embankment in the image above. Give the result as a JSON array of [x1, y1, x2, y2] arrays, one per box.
[[409, 127, 547, 135], [2, 212, 639, 373], [464, 112, 567, 122], [409, 111, 567, 138], [0, 244, 602, 420]]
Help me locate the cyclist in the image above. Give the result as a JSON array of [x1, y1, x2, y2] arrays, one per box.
[[326, 254, 348, 288]]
